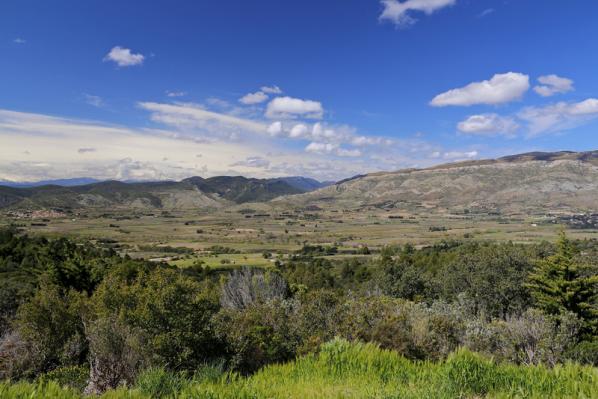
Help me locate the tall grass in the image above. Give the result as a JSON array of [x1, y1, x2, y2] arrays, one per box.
[[1, 339, 596, 398]]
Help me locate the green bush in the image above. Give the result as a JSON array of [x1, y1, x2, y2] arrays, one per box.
[[11, 283, 86, 376], [89, 267, 222, 371], [566, 339, 598, 366], [213, 299, 300, 373]]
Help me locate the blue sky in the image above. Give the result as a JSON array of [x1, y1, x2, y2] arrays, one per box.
[[1, 0, 597, 181]]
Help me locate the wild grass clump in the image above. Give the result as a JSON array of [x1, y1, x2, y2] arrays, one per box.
[[135, 367, 189, 398], [38, 365, 89, 392], [183, 338, 598, 399]]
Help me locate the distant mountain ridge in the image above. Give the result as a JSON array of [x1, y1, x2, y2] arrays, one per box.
[[2, 151, 597, 214], [0, 175, 331, 210], [274, 150, 598, 215], [0, 177, 101, 188]]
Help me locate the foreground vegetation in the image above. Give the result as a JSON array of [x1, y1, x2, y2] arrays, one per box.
[[1, 226, 597, 397], [2, 339, 597, 398]]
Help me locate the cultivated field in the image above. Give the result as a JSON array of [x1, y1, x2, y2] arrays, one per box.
[[2, 206, 596, 266]]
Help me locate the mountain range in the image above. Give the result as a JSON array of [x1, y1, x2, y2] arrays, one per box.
[[0, 176, 330, 210], [1, 150, 597, 214], [274, 150, 598, 215]]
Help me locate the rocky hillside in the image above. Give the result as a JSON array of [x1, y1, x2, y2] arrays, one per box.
[[274, 151, 598, 215]]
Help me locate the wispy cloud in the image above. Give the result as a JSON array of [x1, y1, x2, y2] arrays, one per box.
[[477, 8, 494, 18], [380, 0, 456, 27], [230, 156, 271, 168], [13, 38, 26, 44], [166, 91, 187, 98], [518, 98, 598, 136], [138, 101, 267, 138], [0, 109, 265, 181], [84, 94, 104, 108]]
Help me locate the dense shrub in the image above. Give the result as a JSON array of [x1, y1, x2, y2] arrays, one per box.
[[566, 339, 598, 366], [213, 298, 300, 373], [88, 267, 222, 371], [438, 242, 534, 317], [490, 309, 580, 366], [10, 283, 86, 376]]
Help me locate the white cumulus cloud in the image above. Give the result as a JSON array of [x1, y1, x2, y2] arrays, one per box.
[[533, 74, 574, 97], [103, 46, 145, 67], [265, 96, 324, 119], [457, 113, 519, 137], [431, 72, 530, 107], [267, 121, 283, 136], [290, 123, 309, 138], [379, 0, 456, 27]]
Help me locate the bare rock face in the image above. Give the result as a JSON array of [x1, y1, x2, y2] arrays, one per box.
[[275, 151, 598, 215]]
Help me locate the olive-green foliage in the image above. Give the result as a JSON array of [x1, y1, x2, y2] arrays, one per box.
[[527, 231, 598, 335], [0, 227, 146, 335], [278, 258, 336, 289], [12, 283, 86, 376], [335, 297, 465, 361], [89, 267, 222, 371], [291, 289, 341, 354], [436, 242, 535, 317]]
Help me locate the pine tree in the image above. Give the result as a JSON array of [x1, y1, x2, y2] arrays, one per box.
[[526, 231, 598, 335]]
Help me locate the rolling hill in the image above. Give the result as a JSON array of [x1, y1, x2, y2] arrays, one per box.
[[0, 176, 329, 210], [273, 150, 598, 215]]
